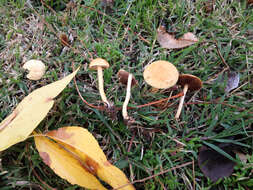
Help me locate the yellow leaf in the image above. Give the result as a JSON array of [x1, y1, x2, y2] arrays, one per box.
[[157, 26, 198, 49], [0, 69, 79, 151], [34, 135, 107, 190], [46, 127, 135, 190]]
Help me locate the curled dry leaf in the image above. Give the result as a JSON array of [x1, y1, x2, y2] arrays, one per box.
[[59, 33, 70, 47], [23, 59, 46, 80], [35, 127, 135, 190], [0, 69, 79, 151], [224, 71, 240, 93], [157, 26, 198, 49], [198, 144, 236, 182]]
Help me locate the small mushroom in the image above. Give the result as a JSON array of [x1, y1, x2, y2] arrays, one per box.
[[175, 74, 202, 119], [117, 69, 138, 124], [23, 59, 46, 80], [143, 60, 179, 89], [89, 58, 111, 107]]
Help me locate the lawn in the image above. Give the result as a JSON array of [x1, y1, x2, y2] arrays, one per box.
[[0, 0, 252, 189]]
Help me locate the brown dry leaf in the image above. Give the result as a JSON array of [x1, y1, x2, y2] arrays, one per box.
[[224, 71, 240, 93], [59, 33, 70, 47], [36, 127, 135, 190], [0, 69, 79, 151], [157, 26, 198, 49], [248, 0, 253, 5]]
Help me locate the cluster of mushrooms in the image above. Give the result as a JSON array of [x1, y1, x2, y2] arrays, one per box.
[[89, 58, 203, 123]]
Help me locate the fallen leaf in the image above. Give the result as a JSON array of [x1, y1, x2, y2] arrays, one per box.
[[34, 134, 107, 190], [59, 33, 70, 47], [157, 26, 198, 49], [248, 0, 253, 5], [0, 69, 79, 151], [224, 71, 240, 93], [40, 127, 135, 190], [23, 59, 46, 80], [198, 144, 236, 182]]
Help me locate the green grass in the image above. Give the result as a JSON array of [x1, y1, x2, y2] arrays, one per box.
[[0, 0, 252, 189]]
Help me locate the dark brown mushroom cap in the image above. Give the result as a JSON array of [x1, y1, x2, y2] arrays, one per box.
[[117, 69, 138, 87], [177, 74, 202, 91]]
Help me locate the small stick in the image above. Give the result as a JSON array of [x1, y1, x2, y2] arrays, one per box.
[[113, 161, 193, 190], [215, 41, 230, 70], [122, 74, 133, 120], [72, 63, 104, 110], [136, 92, 184, 109], [175, 84, 189, 119]]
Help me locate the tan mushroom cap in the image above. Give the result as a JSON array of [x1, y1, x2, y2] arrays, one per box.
[[117, 69, 138, 87], [143, 60, 179, 89], [177, 74, 202, 91], [89, 58, 109, 70], [23, 59, 46, 80]]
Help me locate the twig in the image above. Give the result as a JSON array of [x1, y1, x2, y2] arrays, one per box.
[[72, 63, 105, 110], [113, 161, 193, 189], [40, 0, 57, 15], [214, 41, 230, 70], [136, 92, 184, 109]]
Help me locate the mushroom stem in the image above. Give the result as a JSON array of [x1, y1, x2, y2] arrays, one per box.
[[122, 73, 133, 120], [175, 84, 189, 119], [97, 66, 109, 106]]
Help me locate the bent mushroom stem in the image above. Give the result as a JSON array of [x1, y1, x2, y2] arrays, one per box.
[[122, 73, 133, 121], [175, 84, 189, 119], [97, 67, 110, 106]]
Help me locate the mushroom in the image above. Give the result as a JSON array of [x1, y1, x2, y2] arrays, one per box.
[[89, 58, 111, 107], [117, 69, 138, 123], [23, 59, 46, 80], [175, 74, 202, 119], [143, 60, 179, 89]]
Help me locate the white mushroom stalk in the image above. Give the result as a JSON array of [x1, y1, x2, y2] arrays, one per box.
[[122, 73, 133, 121], [174, 74, 202, 119], [89, 58, 110, 107], [97, 67, 109, 106], [175, 84, 188, 119]]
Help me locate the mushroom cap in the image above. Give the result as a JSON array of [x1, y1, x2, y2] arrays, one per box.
[[89, 58, 109, 70], [143, 60, 179, 89], [177, 74, 202, 91], [23, 59, 46, 80], [117, 69, 138, 87]]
